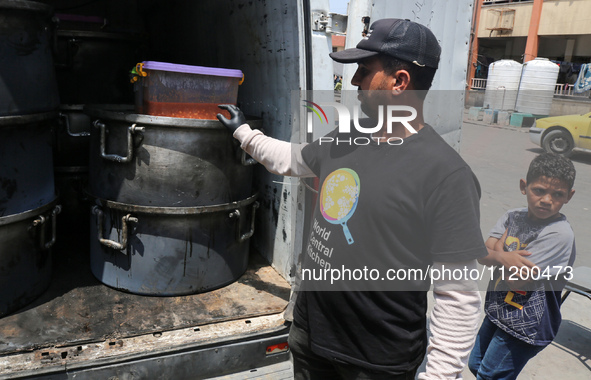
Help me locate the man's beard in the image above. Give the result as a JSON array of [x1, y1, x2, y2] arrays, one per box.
[[359, 91, 390, 121]]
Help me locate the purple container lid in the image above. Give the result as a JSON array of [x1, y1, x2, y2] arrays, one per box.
[[142, 61, 243, 78]]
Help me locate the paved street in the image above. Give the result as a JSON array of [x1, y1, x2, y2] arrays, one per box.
[[457, 115, 591, 379]]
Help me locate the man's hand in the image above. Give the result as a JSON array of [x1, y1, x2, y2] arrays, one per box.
[[217, 104, 246, 133]]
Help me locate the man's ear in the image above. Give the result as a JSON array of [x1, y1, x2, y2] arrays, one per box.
[[519, 179, 527, 194], [392, 69, 411, 94]]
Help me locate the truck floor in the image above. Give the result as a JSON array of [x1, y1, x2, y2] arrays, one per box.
[[0, 225, 290, 356]]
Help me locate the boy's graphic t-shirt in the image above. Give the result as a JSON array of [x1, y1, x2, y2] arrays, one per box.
[[485, 208, 576, 346]]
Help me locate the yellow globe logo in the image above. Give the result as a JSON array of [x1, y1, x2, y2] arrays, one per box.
[[320, 168, 360, 244]]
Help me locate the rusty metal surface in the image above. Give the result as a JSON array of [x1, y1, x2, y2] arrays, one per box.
[[0, 313, 289, 379], [0, 247, 289, 355]]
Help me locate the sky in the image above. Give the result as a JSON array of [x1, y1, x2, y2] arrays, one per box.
[[330, 0, 349, 15]]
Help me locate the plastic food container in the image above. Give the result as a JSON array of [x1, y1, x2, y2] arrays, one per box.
[[133, 61, 243, 119]]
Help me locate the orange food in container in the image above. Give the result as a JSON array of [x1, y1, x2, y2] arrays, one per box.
[[133, 61, 243, 119]]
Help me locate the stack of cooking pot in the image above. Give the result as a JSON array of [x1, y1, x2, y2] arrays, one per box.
[[0, 0, 61, 317], [85, 105, 260, 295], [52, 12, 143, 237]]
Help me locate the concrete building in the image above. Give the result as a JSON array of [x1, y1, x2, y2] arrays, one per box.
[[468, 0, 591, 87], [331, 34, 346, 53], [331, 24, 347, 80]]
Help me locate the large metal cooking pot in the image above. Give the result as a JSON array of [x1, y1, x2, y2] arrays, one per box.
[[0, 198, 60, 317], [85, 105, 259, 207], [89, 194, 258, 295], [0, 112, 57, 217], [54, 30, 142, 104], [0, 0, 59, 116]]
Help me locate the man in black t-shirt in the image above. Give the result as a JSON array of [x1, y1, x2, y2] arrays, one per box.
[[218, 18, 487, 380]]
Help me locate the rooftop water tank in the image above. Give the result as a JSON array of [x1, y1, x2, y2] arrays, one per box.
[[515, 58, 559, 115], [483, 60, 522, 111]]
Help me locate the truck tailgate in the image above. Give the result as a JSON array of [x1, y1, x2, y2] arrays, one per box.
[[0, 247, 290, 379]]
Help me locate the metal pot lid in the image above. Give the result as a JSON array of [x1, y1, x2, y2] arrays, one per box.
[[0, 0, 52, 13], [60, 104, 85, 112], [56, 30, 142, 41], [0, 198, 58, 226], [0, 111, 59, 127], [87, 192, 258, 215], [84, 104, 262, 130]]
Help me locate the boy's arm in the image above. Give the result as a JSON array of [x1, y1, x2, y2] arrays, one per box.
[[502, 225, 574, 290], [481, 224, 575, 290], [517, 225, 575, 277], [478, 229, 537, 271], [477, 235, 502, 266]]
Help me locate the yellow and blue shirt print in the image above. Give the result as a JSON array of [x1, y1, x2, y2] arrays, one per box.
[[319, 168, 360, 245]]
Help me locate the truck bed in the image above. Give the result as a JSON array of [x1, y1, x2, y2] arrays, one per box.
[[0, 229, 290, 378]]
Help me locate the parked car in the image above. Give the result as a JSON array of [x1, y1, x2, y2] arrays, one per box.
[[529, 112, 591, 157]]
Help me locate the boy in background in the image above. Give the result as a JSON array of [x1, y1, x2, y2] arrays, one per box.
[[469, 153, 576, 380]]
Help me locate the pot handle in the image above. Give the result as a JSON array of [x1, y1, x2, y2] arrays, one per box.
[[229, 201, 259, 243], [60, 113, 91, 137], [32, 205, 62, 250], [94, 120, 145, 163], [92, 206, 137, 252], [241, 151, 258, 166], [239, 127, 263, 166]]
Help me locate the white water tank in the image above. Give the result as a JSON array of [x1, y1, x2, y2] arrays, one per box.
[[483, 60, 522, 111], [515, 58, 559, 115]]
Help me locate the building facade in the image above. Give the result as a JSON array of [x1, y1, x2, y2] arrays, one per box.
[[469, 0, 591, 86]]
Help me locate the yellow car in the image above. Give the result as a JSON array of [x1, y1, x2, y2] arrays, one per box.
[[529, 112, 591, 157]]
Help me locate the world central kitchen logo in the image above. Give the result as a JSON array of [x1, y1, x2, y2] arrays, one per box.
[[302, 100, 418, 145]]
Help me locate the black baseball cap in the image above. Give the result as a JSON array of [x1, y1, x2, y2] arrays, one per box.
[[330, 18, 441, 69]]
